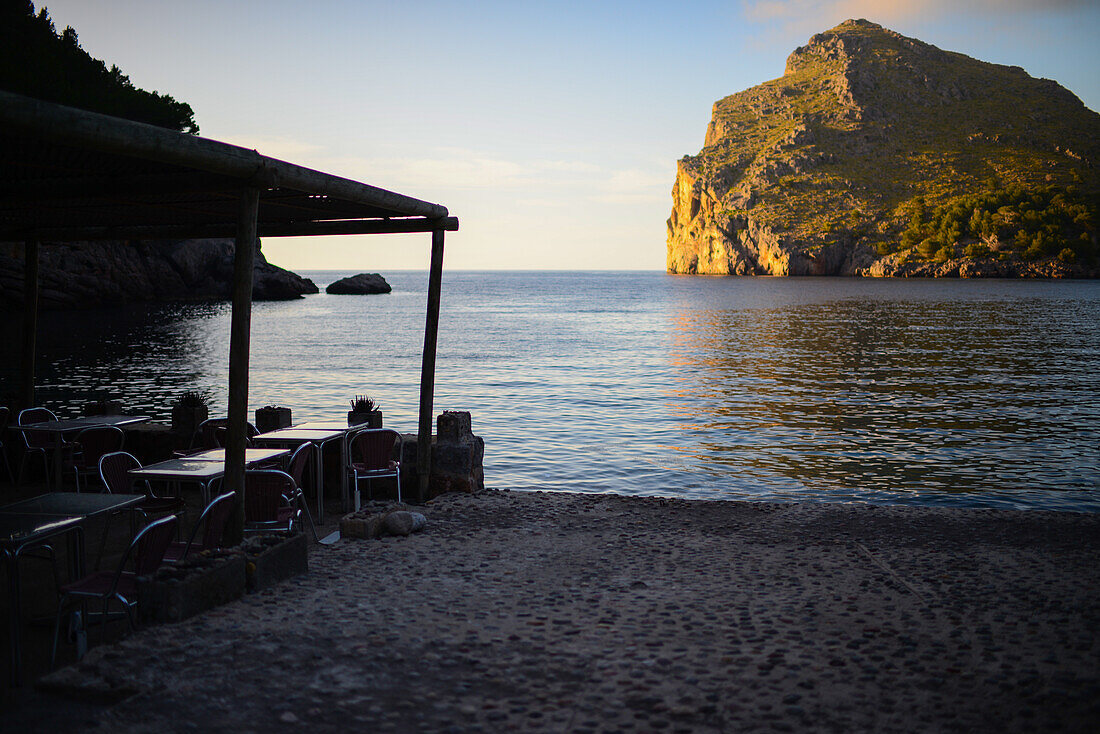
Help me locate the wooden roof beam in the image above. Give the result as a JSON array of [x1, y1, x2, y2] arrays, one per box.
[[0, 216, 460, 241], [0, 90, 448, 219]]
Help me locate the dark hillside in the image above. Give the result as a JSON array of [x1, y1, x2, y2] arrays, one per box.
[[0, 0, 197, 132]]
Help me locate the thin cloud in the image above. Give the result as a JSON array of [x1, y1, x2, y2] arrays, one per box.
[[744, 0, 1096, 34]]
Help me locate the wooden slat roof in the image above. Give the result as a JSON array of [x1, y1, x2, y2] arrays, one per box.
[[0, 90, 457, 241]]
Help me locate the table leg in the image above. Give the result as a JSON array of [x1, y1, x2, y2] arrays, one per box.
[[70, 526, 85, 579], [4, 550, 23, 686], [53, 444, 64, 490], [339, 434, 350, 513], [309, 444, 319, 525]]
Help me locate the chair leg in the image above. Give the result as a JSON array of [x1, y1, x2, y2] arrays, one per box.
[[0, 446, 12, 483], [50, 595, 69, 669], [395, 466, 401, 504], [298, 492, 318, 541]]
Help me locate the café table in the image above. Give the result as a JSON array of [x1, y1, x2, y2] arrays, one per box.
[[15, 415, 151, 489], [130, 448, 290, 505], [252, 427, 349, 523], [1, 492, 144, 685]]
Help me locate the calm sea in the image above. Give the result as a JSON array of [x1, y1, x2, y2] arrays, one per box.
[[6, 272, 1098, 511]]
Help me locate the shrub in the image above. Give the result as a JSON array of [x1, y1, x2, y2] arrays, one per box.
[[1058, 248, 1076, 263], [917, 237, 940, 259], [963, 243, 990, 258], [934, 246, 954, 263]]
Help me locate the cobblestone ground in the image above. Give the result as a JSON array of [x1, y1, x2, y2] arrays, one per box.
[[23, 490, 1100, 733]]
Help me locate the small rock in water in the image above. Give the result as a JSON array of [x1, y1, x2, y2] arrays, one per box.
[[325, 272, 391, 295]]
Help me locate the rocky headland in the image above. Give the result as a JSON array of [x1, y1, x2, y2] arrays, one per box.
[[667, 19, 1100, 277], [0, 238, 318, 310]]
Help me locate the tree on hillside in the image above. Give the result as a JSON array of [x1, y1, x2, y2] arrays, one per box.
[[0, 0, 198, 133]]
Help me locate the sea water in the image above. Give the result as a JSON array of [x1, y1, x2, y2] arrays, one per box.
[[6, 272, 1098, 511]]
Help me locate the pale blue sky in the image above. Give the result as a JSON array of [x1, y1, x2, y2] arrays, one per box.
[[41, 0, 1100, 271]]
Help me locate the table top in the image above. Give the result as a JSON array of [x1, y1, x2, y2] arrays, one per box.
[[129, 459, 228, 480], [292, 421, 357, 432], [16, 415, 151, 432], [0, 513, 83, 547], [254, 428, 346, 442], [0, 492, 145, 517], [188, 448, 290, 463]]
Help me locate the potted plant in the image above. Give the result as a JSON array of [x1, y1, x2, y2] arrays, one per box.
[[348, 395, 382, 428], [255, 404, 292, 433], [171, 390, 211, 436]]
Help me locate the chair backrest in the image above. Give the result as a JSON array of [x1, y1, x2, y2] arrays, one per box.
[[195, 418, 227, 449], [194, 418, 258, 449], [18, 407, 57, 449], [349, 429, 400, 470], [287, 442, 312, 489], [75, 426, 125, 469], [180, 491, 237, 557], [243, 469, 295, 523], [132, 514, 179, 577], [98, 451, 141, 494]]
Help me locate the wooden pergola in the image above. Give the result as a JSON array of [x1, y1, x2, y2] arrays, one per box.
[[0, 89, 458, 507]]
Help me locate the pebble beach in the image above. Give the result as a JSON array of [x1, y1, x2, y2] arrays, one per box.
[[21, 489, 1100, 733]]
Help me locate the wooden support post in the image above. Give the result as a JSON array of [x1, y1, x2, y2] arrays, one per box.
[[225, 188, 258, 541], [20, 241, 39, 410], [416, 228, 446, 503]]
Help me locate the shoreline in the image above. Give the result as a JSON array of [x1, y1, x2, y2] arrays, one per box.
[[18, 489, 1100, 732]]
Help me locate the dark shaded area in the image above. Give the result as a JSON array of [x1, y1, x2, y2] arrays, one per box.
[[0, 1, 198, 133]]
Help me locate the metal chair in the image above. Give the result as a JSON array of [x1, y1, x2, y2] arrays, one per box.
[[98, 451, 184, 516], [163, 491, 237, 564], [243, 469, 301, 535], [70, 425, 125, 491], [191, 418, 258, 450], [16, 407, 73, 484], [50, 514, 178, 667], [347, 429, 403, 508], [95, 451, 185, 567], [285, 442, 318, 540]]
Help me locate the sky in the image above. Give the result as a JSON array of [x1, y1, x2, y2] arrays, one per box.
[[38, 0, 1100, 271]]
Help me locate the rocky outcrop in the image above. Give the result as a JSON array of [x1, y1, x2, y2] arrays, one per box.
[[0, 238, 317, 309], [667, 19, 1100, 277], [325, 273, 391, 295]]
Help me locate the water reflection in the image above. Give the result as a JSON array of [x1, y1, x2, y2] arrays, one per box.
[[0, 302, 230, 418], [668, 295, 1100, 507], [1, 273, 1097, 511]]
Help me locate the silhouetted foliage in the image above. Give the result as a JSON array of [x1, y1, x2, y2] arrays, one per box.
[[0, 1, 198, 133]]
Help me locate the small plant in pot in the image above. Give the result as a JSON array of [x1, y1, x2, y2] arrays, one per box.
[[255, 404, 292, 434], [171, 390, 211, 436], [348, 395, 382, 428]]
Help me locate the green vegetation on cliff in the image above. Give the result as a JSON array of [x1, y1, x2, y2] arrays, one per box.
[[668, 19, 1100, 276], [0, 1, 198, 133]]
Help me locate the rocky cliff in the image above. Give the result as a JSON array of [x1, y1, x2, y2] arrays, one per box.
[[667, 19, 1100, 277], [0, 239, 317, 310]]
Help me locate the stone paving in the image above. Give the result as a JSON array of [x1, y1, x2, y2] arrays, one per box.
[[21, 490, 1100, 732]]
